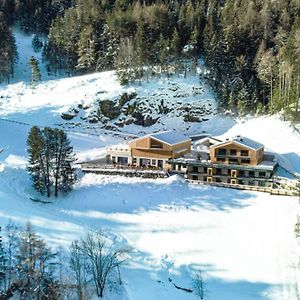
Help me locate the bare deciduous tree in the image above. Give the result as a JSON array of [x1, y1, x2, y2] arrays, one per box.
[[73, 230, 130, 298], [69, 240, 88, 300]]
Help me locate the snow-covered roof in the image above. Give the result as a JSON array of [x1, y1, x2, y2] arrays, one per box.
[[232, 136, 264, 150], [149, 131, 191, 145], [214, 136, 264, 151]]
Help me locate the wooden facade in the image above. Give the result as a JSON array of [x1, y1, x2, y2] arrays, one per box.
[[169, 136, 277, 188], [129, 135, 191, 169], [210, 140, 264, 166], [107, 132, 191, 170]]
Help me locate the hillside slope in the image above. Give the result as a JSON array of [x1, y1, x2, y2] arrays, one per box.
[[0, 29, 300, 300]]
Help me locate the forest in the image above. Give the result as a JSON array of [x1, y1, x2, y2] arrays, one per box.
[[0, 0, 299, 119]]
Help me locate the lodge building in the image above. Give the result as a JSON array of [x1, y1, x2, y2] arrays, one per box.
[[107, 131, 191, 169], [169, 135, 277, 188], [106, 132, 277, 188]]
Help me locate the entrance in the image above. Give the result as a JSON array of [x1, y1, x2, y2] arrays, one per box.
[[157, 160, 163, 169], [140, 158, 150, 167]]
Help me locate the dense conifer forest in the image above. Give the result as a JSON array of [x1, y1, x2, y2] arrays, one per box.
[[0, 0, 299, 119]]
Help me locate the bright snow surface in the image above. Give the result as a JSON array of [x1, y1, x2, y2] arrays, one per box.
[[0, 29, 300, 300]]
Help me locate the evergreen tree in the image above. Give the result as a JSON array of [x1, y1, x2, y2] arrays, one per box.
[[134, 20, 148, 82], [96, 25, 117, 71], [27, 126, 47, 196], [27, 127, 76, 198], [29, 57, 41, 83], [16, 223, 59, 299], [0, 13, 18, 83], [32, 35, 43, 52], [76, 25, 96, 73], [170, 28, 181, 70], [0, 227, 6, 294]]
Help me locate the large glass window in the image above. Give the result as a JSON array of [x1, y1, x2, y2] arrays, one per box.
[[241, 150, 249, 156], [241, 158, 251, 164], [230, 149, 237, 155], [229, 158, 238, 164], [217, 148, 226, 155]]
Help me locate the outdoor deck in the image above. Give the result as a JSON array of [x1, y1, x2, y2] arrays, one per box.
[[80, 163, 169, 179]]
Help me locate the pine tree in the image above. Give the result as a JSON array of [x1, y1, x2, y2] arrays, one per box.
[[29, 56, 41, 83], [27, 126, 47, 196], [0, 227, 6, 294], [76, 25, 96, 73], [32, 35, 43, 52], [0, 13, 18, 83], [134, 20, 147, 83], [27, 127, 76, 198], [52, 129, 76, 197], [170, 28, 181, 71], [5, 221, 19, 291], [16, 223, 58, 299], [96, 25, 117, 71]]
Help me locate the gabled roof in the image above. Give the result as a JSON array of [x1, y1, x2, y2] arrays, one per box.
[[131, 131, 190, 146], [150, 131, 190, 145], [213, 136, 264, 151]]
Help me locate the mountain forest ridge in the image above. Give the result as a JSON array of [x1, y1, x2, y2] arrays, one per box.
[[0, 0, 299, 120]]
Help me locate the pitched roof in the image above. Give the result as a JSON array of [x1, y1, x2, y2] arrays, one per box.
[[214, 136, 264, 151], [233, 136, 264, 150], [149, 131, 191, 145]]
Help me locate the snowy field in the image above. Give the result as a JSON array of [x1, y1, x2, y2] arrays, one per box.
[[0, 29, 300, 299]]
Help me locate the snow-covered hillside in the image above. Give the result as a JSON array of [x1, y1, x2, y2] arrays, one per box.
[[0, 28, 300, 300]]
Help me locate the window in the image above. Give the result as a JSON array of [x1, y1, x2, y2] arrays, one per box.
[[150, 139, 163, 149], [241, 158, 250, 164], [241, 150, 249, 156], [259, 172, 265, 178], [192, 166, 198, 173], [117, 157, 128, 165], [229, 158, 238, 164], [157, 160, 163, 168], [192, 175, 198, 181], [178, 165, 181, 171], [217, 148, 226, 156], [230, 149, 237, 156], [239, 170, 245, 177], [249, 171, 255, 177], [151, 159, 156, 165], [217, 157, 225, 162]]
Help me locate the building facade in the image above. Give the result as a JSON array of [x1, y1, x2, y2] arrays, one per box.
[[107, 131, 191, 169], [170, 136, 277, 188]]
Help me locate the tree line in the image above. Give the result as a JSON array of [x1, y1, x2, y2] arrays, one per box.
[[0, 0, 299, 119], [0, 221, 130, 299], [0, 221, 207, 299]]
